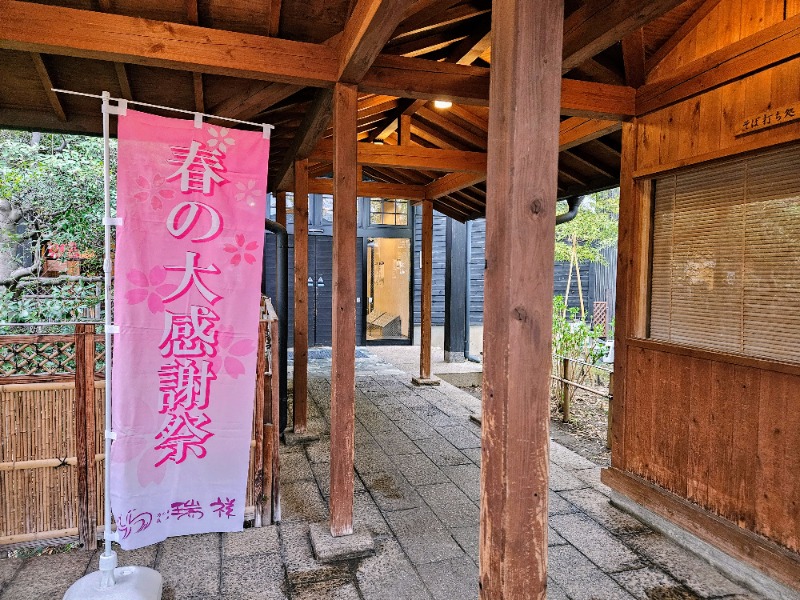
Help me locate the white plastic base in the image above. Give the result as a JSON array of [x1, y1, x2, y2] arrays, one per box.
[[63, 566, 162, 600]]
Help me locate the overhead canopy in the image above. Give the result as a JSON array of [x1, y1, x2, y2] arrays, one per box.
[[0, 0, 709, 220]]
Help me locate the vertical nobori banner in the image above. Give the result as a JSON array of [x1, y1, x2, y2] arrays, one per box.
[[111, 110, 269, 550]]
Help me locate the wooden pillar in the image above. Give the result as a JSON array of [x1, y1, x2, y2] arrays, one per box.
[[276, 191, 287, 227], [75, 324, 97, 550], [293, 159, 309, 434], [330, 82, 358, 537], [419, 199, 433, 380], [480, 0, 563, 596]]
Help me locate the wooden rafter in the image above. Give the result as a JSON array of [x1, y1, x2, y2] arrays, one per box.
[[114, 63, 133, 100], [621, 28, 646, 87], [30, 53, 66, 122], [559, 117, 621, 151], [562, 0, 686, 72], [212, 82, 303, 120], [266, 0, 282, 37], [645, 0, 723, 74], [425, 171, 486, 199], [309, 140, 486, 172]]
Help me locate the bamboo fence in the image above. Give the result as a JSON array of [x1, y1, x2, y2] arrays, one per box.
[[0, 298, 280, 550]]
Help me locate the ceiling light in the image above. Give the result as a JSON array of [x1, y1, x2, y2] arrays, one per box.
[[433, 100, 452, 109]]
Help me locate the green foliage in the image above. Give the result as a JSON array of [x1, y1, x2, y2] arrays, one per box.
[[0, 130, 115, 276], [555, 188, 619, 265], [552, 295, 607, 363], [0, 284, 101, 330]]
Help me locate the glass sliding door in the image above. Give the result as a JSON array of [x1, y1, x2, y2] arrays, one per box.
[[366, 237, 411, 342]]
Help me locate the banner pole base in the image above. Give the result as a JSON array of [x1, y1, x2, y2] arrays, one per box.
[[63, 564, 162, 600]]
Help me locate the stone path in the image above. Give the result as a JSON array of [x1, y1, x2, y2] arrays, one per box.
[[0, 351, 761, 600]]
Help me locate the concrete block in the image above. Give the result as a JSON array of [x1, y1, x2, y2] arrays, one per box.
[[550, 513, 642, 573], [411, 377, 440, 386], [417, 555, 478, 600], [223, 525, 280, 559], [356, 538, 432, 600], [309, 523, 375, 563], [548, 545, 636, 600], [221, 554, 287, 600]]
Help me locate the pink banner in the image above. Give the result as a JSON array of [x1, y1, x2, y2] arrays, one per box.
[[111, 110, 269, 549]]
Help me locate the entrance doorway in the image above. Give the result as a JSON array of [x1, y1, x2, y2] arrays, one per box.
[[365, 237, 412, 342]]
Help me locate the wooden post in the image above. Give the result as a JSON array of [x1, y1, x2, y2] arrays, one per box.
[[330, 81, 357, 537], [419, 199, 433, 380], [562, 357, 571, 423], [253, 319, 267, 526], [480, 0, 563, 596], [399, 114, 412, 146], [607, 371, 614, 450], [293, 158, 309, 434], [276, 191, 287, 227], [74, 324, 97, 550]]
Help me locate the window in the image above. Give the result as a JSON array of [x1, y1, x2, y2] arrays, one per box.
[[648, 145, 800, 363], [370, 199, 408, 226]]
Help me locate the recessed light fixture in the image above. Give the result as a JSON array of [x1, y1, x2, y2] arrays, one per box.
[[433, 100, 452, 109]]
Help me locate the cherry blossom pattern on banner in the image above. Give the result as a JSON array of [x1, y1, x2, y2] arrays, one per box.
[[125, 266, 177, 313], [133, 173, 175, 211], [224, 234, 259, 266], [206, 127, 236, 156], [210, 328, 257, 379], [234, 179, 262, 207]]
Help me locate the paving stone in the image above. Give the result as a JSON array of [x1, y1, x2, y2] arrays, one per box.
[[306, 437, 331, 464], [280, 448, 316, 482], [441, 463, 481, 502], [548, 545, 636, 600], [280, 522, 350, 588], [611, 567, 693, 600], [391, 452, 449, 486], [561, 488, 648, 535], [414, 436, 471, 467], [550, 513, 642, 573], [311, 461, 365, 498], [223, 525, 280, 559], [0, 557, 22, 593], [309, 523, 374, 562], [438, 425, 481, 449], [550, 441, 598, 471], [360, 469, 423, 512], [374, 429, 422, 456], [573, 466, 612, 495], [88, 543, 159, 570], [2, 551, 92, 600], [417, 482, 479, 528], [291, 580, 361, 600], [623, 532, 750, 598], [356, 538, 432, 600], [354, 441, 395, 474], [549, 526, 567, 546], [280, 479, 329, 523], [461, 447, 482, 464], [417, 555, 479, 600], [549, 490, 578, 515], [158, 533, 221, 599], [547, 578, 570, 600], [221, 553, 287, 600], [450, 526, 479, 563], [384, 506, 464, 565], [391, 410, 439, 441], [353, 491, 392, 536], [549, 462, 591, 492]]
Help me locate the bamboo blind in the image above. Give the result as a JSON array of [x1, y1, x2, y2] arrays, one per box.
[[650, 145, 800, 363]]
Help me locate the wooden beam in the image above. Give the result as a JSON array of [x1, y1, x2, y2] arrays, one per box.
[[30, 53, 66, 122], [339, 0, 411, 82], [621, 28, 646, 88], [275, 191, 287, 227], [213, 82, 302, 120], [114, 63, 133, 100], [0, 0, 339, 86], [481, 0, 562, 597], [418, 107, 486, 149], [266, 0, 282, 36], [645, 0, 724, 74], [637, 14, 800, 115], [308, 178, 426, 200], [192, 72, 205, 113], [419, 199, 433, 380], [425, 172, 485, 199], [330, 82, 358, 538], [399, 114, 412, 146], [559, 117, 621, 151], [310, 141, 487, 172], [560, 79, 635, 119], [562, 0, 685, 72], [273, 89, 334, 192], [293, 159, 309, 435]]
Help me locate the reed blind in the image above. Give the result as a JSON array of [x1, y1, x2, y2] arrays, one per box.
[[649, 145, 800, 363]]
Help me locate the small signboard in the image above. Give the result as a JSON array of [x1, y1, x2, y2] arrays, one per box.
[[736, 103, 799, 136]]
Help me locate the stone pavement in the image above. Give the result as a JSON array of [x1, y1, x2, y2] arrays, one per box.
[[0, 351, 762, 600]]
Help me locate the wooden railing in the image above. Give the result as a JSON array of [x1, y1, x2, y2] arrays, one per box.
[[0, 298, 280, 550]]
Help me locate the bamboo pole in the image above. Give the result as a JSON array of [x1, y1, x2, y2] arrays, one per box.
[[561, 357, 571, 422]]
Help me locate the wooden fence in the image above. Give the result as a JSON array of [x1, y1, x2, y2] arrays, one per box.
[[0, 298, 280, 550]]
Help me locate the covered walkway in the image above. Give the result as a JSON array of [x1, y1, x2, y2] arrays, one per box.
[[0, 351, 760, 600]]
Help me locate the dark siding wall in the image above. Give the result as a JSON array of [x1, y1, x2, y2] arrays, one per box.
[[413, 210, 448, 326], [553, 259, 594, 314]]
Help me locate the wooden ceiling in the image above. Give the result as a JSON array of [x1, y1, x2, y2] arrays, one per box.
[[0, 0, 714, 220]]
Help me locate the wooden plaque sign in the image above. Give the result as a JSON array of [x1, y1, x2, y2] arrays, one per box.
[[736, 103, 799, 136]]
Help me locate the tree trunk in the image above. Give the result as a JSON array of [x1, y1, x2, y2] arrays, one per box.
[[0, 198, 23, 283]]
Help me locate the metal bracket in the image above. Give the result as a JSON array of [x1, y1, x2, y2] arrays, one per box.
[[105, 430, 117, 440], [103, 217, 123, 227]]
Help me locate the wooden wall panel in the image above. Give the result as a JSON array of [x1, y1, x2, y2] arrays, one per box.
[[635, 58, 800, 174], [649, 0, 783, 80], [623, 342, 800, 552], [789, 0, 800, 17]]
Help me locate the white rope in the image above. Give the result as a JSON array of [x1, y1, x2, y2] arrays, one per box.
[[52, 88, 275, 138]]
